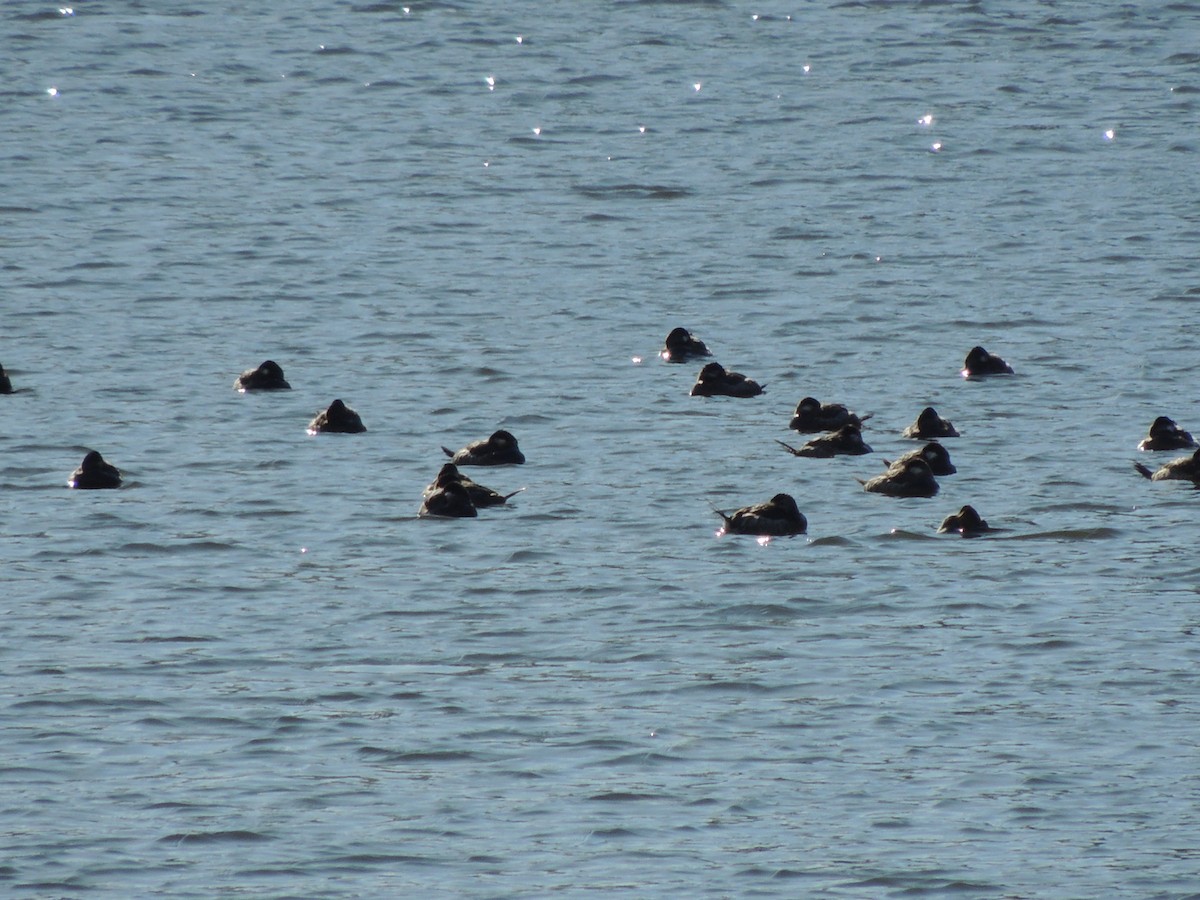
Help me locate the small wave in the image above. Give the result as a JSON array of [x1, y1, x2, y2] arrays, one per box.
[[771, 227, 834, 241], [572, 184, 691, 200], [588, 827, 643, 838], [160, 830, 271, 845], [356, 747, 477, 763], [327, 853, 439, 866], [671, 680, 781, 695], [1012, 527, 1121, 541], [807, 535, 857, 547], [591, 752, 686, 767]]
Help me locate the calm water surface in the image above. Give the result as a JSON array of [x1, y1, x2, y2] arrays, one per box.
[[3, 1, 1200, 896]]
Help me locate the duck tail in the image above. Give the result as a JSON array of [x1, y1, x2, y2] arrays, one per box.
[[775, 439, 802, 457], [1133, 462, 1154, 480], [709, 502, 734, 528], [502, 487, 527, 501], [441, 446, 455, 458]]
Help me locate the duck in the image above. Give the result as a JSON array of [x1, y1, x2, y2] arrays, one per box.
[[442, 430, 525, 466], [938, 505, 992, 536], [418, 481, 478, 518], [689, 362, 764, 398], [235, 359, 291, 391], [961, 345, 1014, 377], [884, 442, 956, 477], [777, 423, 872, 458], [0, 363, 12, 394], [859, 457, 939, 497], [1134, 448, 1200, 482], [307, 399, 366, 434], [788, 396, 869, 433], [715, 493, 807, 536], [660, 326, 712, 363], [423, 463, 521, 507], [902, 406, 958, 439], [69, 450, 122, 489], [1137, 416, 1196, 452]]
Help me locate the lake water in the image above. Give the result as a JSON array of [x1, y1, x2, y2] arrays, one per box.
[[3, 1, 1200, 896]]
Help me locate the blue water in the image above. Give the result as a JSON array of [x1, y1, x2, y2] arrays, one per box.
[[3, 1, 1200, 896]]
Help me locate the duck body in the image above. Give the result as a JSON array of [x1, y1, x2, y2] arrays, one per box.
[[660, 327, 711, 363], [1138, 416, 1197, 452], [690, 362, 764, 398], [860, 457, 939, 497], [418, 481, 478, 518], [788, 396, 868, 433], [886, 442, 956, 477], [939, 505, 991, 536], [777, 423, 872, 458], [0, 364, 12, 394], [308, 399, 366, 434], [962, 345, 1014, 377], [424, 463, 518, 507], [442, 430, 525, 466], [716, 493, 807, 536], [1134, 448, 1200, 482], [69, 450, 122, 489], [235, 360, 291, 391], [902, 406, 958, 439]]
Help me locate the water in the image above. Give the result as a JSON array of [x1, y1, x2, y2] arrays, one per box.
[[3, 1, 1200, 896]]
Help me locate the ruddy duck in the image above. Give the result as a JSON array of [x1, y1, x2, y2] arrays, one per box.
[[715, 493, 807, 536], [235, 360, 291, 392], [661, 327, 712, 363], [902, 406, 959, 439], [788, 396, 869, 433], [442, 430, 526, 466], [690, 362, 765, 398], [69, 450, 122, 489], [885, 442, 956, 477], [1134, 448, 1200, 482], [307, 399, 366, 434], [961, 345, 1014, 377], [424, 463, 521, 507], [418, 481, 478, 518], [0, 363, 12, 394], [777, 423, 872, 458], [859, 457, 939, 497], [938, 505, 992, 536], [1138, 416, 1196, 452]]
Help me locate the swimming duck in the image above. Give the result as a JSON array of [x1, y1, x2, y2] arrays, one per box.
[[859, 457, 939, 497], [715, 493, 807, 536], [777, 423, 872, 458], [690, 362, 765, 398], [423, 463, 521, 507], [788, 396, 869, 433], [307, 399, 366, 434], [0, 364, 12, 394], [660, 327, 712, 363], [1134, 448, 1200, 482], [442, 430, 526, 466], [902, 406, 959, 439], [235, 359, 291, 391], [938, 505, 992, 536], [961, 345, 1014, 377], [884, 442, 956, 477], [1137, 416, 1196, 452], [69, 450, 122, 489], [418, 481, 478, 518]]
